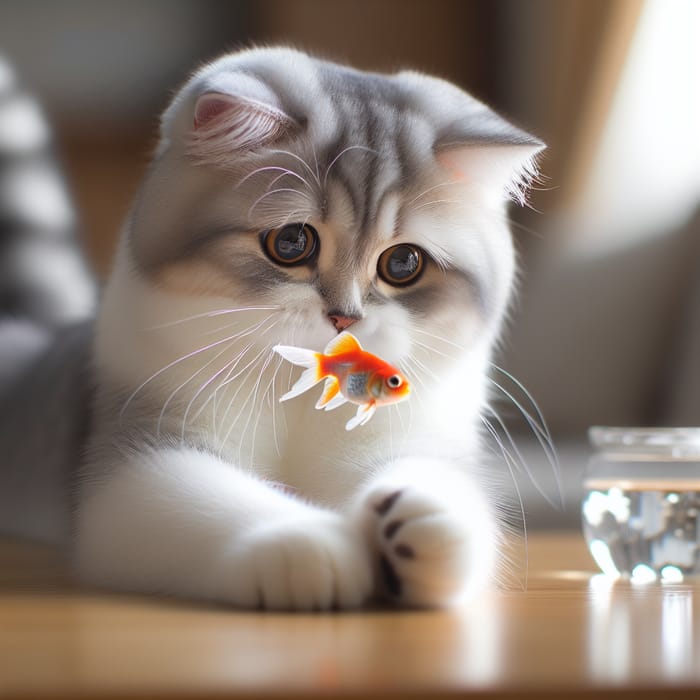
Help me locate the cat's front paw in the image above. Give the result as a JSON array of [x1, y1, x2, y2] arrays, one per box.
[[226, 513, 372, 611], [360, 482, 496, 607]]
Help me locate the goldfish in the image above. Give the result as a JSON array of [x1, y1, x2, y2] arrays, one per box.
[[273, 331, 411, 431]]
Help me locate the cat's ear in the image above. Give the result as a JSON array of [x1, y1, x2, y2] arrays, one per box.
[[435, 118, 545, 206], [187, 91, 297, 164]]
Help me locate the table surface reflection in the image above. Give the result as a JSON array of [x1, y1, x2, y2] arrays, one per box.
[[1, 532, 699, 699]]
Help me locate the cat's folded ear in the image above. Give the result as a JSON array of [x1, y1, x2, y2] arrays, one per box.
[[186, 83, 299, 165], [435, 116, 545, 206], [395, 70, 545, 205]]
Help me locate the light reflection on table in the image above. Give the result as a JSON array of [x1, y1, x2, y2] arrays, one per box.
[[587, 574, 699, 686], [3, 533, 700, 698]]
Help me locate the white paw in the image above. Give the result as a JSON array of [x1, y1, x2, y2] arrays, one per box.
[[226, 513, 372, 611], [361, 484, 495, 607]]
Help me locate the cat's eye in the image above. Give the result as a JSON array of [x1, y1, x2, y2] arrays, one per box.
[[262, 224, 318, 266], [377, 244, 424, 286]]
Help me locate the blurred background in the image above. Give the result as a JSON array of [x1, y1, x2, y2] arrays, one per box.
[[1, 0, 699, 526]]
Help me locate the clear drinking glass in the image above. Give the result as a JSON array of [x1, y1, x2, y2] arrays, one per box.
[[582, 427, 700, 582]]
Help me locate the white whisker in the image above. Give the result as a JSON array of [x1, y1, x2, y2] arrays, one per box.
[[156, 337, 237, 439], [182, 315, 280, 436], [277, 323, 298, 440], [405, 179, 462, 208], [244, 351, 280, 467], [207, 313, 281, 431], [411, 337, 454, 360], [323, 145, 378, 190], [410, 326, 466, 352], [200, 310, 279, 338], [248, 187, 312, 221], [219, 349, 269, 449], [215, 345, 270, 442], [392, 401, 406, 435], [267, 356, 284, 458], [507, 216, 545, 241], [279, 208, 310, 228], [407, 352, 438, 383], [484, 401, 560, 512], [409, 198, 462, 213], [489, 364, 556, 454], [268, 149, 321, 187], [387, 403, 394, 460], [310, 142, 321, 185], [237, 165, 314, 193], [155, 313, 279, 437], [181, 343, 252, 439], [141, 305, 280, 331], [210, 342, 255, 430], [481, 414, 528, 591], [398, 357, 427, 422], [120, 325, 270, 423], [487, 386, 562, 512]]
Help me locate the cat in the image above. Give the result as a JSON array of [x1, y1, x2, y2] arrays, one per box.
[[0, 47, 543, 609]]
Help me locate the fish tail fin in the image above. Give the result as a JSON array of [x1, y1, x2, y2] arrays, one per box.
[[274, 344, 327, 403], [272, 344, 320, 369], [279, 366, 323, 402]]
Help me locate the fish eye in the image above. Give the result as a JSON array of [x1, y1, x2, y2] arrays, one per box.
[[377, 244, 424, 286], [386, 374, 402, 389], [262, 224, 318, 266]]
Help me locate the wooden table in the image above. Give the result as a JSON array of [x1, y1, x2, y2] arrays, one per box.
[[1, 532, 699, 699]]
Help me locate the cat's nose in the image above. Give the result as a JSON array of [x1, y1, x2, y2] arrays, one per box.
[[328, 314, 359, 332]]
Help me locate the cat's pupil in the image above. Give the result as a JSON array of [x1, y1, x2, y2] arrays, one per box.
[[389, 248, 419, 278], [278, 226, 307, 257], [263, 224, 318, 266], [378, 244, 424, 286]]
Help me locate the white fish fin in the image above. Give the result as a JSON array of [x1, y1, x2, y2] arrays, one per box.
[[324, 331, 362, 356], [272, 344, 319, 369], [315, 377, 340, 409], [345, 402, 376, 431], [359, 402, 377, 425], [280, 367, 323, 402], [324, 391, 349, 411]]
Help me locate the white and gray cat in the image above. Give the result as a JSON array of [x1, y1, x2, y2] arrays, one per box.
[[0, 48, 543, 609]]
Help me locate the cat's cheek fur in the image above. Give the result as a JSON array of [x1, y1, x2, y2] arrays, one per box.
[[74, 446, 373, 609], [350, 456, 498, 607]]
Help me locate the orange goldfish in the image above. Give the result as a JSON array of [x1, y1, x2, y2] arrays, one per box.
[[273, 332, 411, 430]]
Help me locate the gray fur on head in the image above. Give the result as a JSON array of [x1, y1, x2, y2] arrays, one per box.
[[131, 48, 542, 269]]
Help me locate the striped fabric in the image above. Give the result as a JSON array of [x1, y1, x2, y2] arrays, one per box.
[[0, 55, 95, 326]]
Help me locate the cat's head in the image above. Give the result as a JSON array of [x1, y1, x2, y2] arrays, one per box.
[[122, 47, 542, 381]]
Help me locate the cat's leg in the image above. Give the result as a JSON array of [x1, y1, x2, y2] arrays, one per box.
[[75, 446, 372, 610], [351, 456, 498, 607]]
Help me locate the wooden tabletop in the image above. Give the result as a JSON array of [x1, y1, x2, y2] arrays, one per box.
[[1, 532, 699, 699]]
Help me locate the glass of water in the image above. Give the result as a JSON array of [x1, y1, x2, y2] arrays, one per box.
[[582, 427, 700, 582]]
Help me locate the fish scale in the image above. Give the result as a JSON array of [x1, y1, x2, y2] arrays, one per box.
[[345, 372, 369, 399]]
